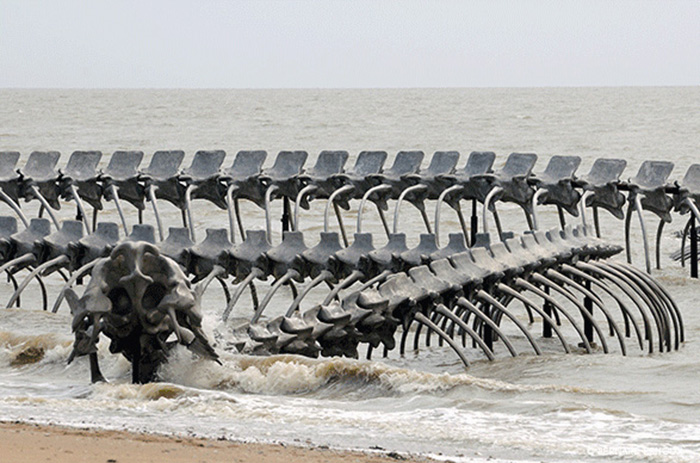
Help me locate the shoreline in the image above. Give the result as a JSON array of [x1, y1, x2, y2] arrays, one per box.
[[0, 420, 434, 463]]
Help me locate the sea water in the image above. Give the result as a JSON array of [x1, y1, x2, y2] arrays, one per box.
[[0, 87, 699, 462]]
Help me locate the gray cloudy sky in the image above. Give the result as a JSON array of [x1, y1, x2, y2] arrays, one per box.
[[1, 0, 698, 88]]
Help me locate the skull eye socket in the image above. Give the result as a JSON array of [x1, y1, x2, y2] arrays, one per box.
[[142, 283, 167, 310], [108, 287, 132, 315]]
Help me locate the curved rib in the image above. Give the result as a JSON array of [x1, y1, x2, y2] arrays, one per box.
[[580, 261, 663, 353], [294, 184, 317, 232], [687, 197, 700, 223], [531, 188, 546, 231], [285, 270, 332, 317], [434, 185, 463, 247], [251, 270, 299, 324], [476, 289, 543, 355], [6, 255, 69, 308], [29, 186, 60, 229], [322, 269, 364, 305], [414, 312, 470, 368], [482, 186, 503, 234], [147, 185, 164, 241], [224, 185, 239, 244], [453, 298, 518, 357], [221, 268, 264, 322], [560, 263, 644, 351], [528, 273, 609, 353], [194, 265, 225, 299], [52, 260, 99, 313], [625, 263, 683, 343], [607, 262, 681, 350], [393, 184, 427, 234], [497, 283, 576, 353], [633, 194, 651, 273], [579, 190, 594, 229], [324, 185, 354, 233], [433, 304, 495, 360], [70, 185, 92, 234], [357, 184, 391, 234], [656, 218, 664, 270], [613, 261, 683, 341], [576, 261, 655, 353], [264, 184, 279, 243], [680, 216, 691, 267], [108, 185, 129, 235], [35, 274, 47, 311], [544, 269, 627, 355], [600, 261, 673, 348], [0, 254, 36, 276], [184, 184, 197, 241], [0, 189, 29, 228]]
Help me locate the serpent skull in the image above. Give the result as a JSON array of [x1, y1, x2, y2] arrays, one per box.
[[67, 241, 219, 383]]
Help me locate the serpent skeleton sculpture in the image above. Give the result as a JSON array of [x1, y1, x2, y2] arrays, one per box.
[[0, 149, 695, 383]]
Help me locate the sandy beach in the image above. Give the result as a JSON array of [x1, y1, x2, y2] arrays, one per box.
[[0, 421, 432, 463]]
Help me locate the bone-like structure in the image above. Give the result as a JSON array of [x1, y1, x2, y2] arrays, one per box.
[[0, 150, 695, 383], [66, 241, 219, 384]]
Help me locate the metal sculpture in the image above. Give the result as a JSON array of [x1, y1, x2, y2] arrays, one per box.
[[0, 149, 692, 384]]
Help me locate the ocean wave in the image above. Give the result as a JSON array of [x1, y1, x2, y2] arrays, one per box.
[[158, 348, 612, 397]]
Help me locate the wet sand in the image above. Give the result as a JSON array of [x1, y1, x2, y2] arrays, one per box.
[[0, 421, 432, 463]]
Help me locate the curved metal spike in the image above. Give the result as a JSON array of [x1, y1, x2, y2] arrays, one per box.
[[52, 260, 99, 313], [0, 189, 29, 229], [561, 263, 644, 351], [393, 184, 427, 234], [433, 304, 495, 360], [434, 185, 463, 247], [582, 261, 665, 352], [29, 185, 60, 229], [0, 254, 35, 276], [69, 185, 92, 234], [476, 289, 543, 355], [357, 184, 391, 234], [108, 185, 129, 235], [294, 184, 317, 232], [224, 185, 239, 244], [251, 270, 299, 324], [544, 269, 627, 355], [194, 265, 225, 299], [147, 185, 164, 241], [496, 283, 574, 353], [482, 186, 503, 234], [607, 262, 681, 350], [184, 184, 197, 241], [324, 185, 354, 233], [221, 268, 264, 322], [528, 273, 609, 353], [264, 184, 279, 243], [6, 255, 69, 308], [452, 298, 518, 357], [285, 270, 332, 317], [414, 312, 470, 368]]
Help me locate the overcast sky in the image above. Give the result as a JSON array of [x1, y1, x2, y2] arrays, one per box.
[[1, 0, 698, 88]]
